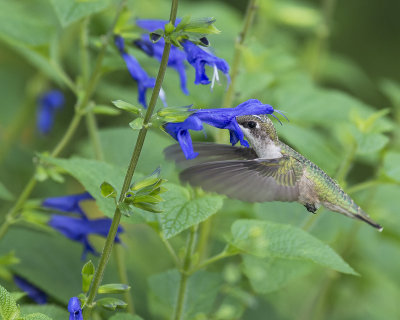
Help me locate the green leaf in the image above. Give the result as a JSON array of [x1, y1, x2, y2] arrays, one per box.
[[118, 202, 132, 217], [380, 79, 400, 108], [81, 260, 95, 293], [231, 219, 357, 275], [21, 313, 53, 320], [98, 283, 130, 294], [20, 305, 68, 320], [242, 255, 313, 294], [92, 105, 121, 116], [129, 118, 144, 131], [96, 297, 127, 311], [112, 100, 142, 115], [354, 131, 389, 155], [148, 270, 222, 320], [49, 0, 112, 27], [383, 152, 400, 183], [0, 284, 20, 320], [100, 181, 118, 199], [0, 2, 53, 46], [159, 183, 224, 239], [109, 313, 144, 320], [0, 181, 14, 201]]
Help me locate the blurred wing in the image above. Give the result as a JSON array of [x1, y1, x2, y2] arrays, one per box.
[[164, 142, 258, 168], [180, 156, 302, 202]]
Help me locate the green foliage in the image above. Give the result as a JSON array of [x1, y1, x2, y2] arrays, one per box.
[[81, 260, 95, 293], [49, 0, 112, 27], [98, 283, 130, 294], [0, 181, 14, 201], [0, 284, 20, 320], [96, 297, 127, 311], [148, 269, 222, 319], [109, 313, 144, 320], [159, 183, 224, 238], [231, 219, 357, 275]]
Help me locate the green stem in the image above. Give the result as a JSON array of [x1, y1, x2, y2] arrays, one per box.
[[160, 235, 181, 268], [82, 2, 179, 317], [222, 0, 259, 108], [196, 218, 213, 262], [173, 226, 197, 320], [0, 0, 125, 243], [85, 111, 104, 161], [189, 246, 237, 275]]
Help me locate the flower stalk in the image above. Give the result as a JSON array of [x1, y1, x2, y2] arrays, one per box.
[[82, 0, 179, 317]]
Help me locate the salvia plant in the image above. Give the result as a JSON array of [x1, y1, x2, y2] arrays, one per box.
[[0, 0, 399, 320]]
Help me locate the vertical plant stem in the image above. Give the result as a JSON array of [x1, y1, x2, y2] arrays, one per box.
[[85, 111, 105, 161], [173, 226, 197, 320], [0, 0, 126, 243], [311, 0, 337, 79], [222, 0, 259, 108], [82, 1, 179, 317], [114, 245, 134, 314]]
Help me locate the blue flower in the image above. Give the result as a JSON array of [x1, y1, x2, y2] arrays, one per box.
[[182, 40, 229, 87], [68, 297, 83, 320], [164, 116, 203, 159], [13, 275, 47, 304], [134, 35, 189, 95], [37, 90, 65, 134], [114, 35, 156, 107], [42, 192, 93, 217], [164, 99, 274, 159], [49, 215, 124, 260]]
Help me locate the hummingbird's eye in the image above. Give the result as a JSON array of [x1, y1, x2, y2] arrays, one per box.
[[247, 121, 257, 129]]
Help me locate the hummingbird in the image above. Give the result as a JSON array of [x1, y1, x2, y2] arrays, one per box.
[[165, 114, 383, 231]]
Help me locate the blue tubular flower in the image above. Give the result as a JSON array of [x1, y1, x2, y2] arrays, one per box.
[[134, 36, 189, 95], [164, 99, 274, 159], [164, 116, 203, 159], [37, 90, 65, 134], [49, 215, 123, 260], [182, 40, 229, 87], [114, 35, 156, 107], [13, 275, 47, 304], [42, 192, 93, 217], [68, 297, 83, 320]]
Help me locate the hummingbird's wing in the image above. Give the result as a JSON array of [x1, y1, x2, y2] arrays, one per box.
[[180, 156, 302, 202], [164, 142, 258, 168]]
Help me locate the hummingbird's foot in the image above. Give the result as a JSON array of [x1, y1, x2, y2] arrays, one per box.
[[305, 203, 317, 214]]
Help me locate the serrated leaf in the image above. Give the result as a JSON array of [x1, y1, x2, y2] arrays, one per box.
[[22, 313, 53, 320], [92, 105, 121, 116], [129, 118, 144, 131], [148, 270, 222, 320], [100, 181, 118, 199], [383, 152, 400, 182], [49, 0, 111, 27], [231, 219, 357, 275], [0, 285, 20, 320], [159, 183, 224, 239], [98, 283, 130, 294], [0, 181, 14, 201], [96, 298, 127, 311]]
